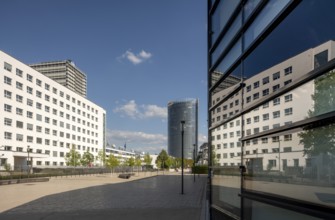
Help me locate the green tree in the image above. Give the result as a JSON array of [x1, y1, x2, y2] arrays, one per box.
[[66, 148, 81, 167], [135, 156, 142, 175], [156, 149, 169, 169], [97, 149, 106, 167], [143, 153, 152, 166], [211, 146, 219, 166], [299, 70, 335, 156], [106, 155, 120, 173], [80, 150, 94, 167]]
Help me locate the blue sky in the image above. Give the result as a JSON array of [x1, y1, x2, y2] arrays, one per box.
[[0, 0, 207, 154]]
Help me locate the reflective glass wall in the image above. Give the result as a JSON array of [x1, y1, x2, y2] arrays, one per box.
[[208, 0, 335, 219]]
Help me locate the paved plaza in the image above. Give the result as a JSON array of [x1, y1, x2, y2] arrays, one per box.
[[0, 173, 207, 220]]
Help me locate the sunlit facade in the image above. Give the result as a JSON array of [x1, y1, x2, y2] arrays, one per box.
[[0, 51, 106, 170], [208, 0, 335, 219], [168, 99, 198, 159]]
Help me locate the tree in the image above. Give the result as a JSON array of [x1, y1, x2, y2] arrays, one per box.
[[97, 149, 106, 167], [135, 156, 142, 175], [299, 70, 335, 156], [81, 150, 94, 167], [143, 153, 152, 166], [211, 146, 219, 166], [156, 149, 169, 169], [66, 148, 81, 167], [106, 155, 120, 173]]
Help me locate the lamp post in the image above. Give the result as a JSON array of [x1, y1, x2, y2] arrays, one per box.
[[181, 120, 185, 195], [27, 145, 30, 178], [278, 139, 281, 172], [193, 144, 196, 183]]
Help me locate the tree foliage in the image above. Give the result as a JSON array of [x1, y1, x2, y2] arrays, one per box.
[[143, 153, 152, 166], [66, 148, 81, 166], [80, 150, 94, 167], [106, 155, 120, 172], [299, 70, 335, 156], [97, 149, 106, 166], [156, 149, 169, 169]]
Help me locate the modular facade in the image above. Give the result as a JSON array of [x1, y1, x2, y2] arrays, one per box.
[[168, 99, 198, 159], [208, 0, 335, 219], [0, 51, 106, 170]]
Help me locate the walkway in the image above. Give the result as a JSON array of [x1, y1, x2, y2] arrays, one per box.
[[0, 173, 207, 220]]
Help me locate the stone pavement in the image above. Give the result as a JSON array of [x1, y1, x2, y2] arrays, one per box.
[[0, 173, 208, 220]]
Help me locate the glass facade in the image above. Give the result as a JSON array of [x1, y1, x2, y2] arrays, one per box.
[[168, 99, 198, 159], [208, 0, 335, 219]]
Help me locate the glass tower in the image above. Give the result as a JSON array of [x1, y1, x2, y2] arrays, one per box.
[[168, 99, 198, 159]]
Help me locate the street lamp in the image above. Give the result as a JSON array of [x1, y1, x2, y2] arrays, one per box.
[[193, 144, 196, 183], [181, 120, 185, 195], [27, 145, 30, 178]]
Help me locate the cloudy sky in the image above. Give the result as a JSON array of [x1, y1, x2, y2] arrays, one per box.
[[0, 0, 208, 154]]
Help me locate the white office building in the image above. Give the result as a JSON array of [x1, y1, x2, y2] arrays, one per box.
[[0, 51, 106, 170], [211, 40, 335, 170]]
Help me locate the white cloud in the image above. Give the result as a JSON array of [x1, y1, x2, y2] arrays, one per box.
[[106, 129, 167, 153], [113, 100, 167, 119], [120, 49, 152, 65]]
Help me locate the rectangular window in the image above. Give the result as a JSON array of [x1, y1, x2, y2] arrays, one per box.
[[283, 147, 292, 152], [36, 126, 42, 132], [246, 85, 251, 92], [4, 118, 12, 126], [284, 134, 292, 141], [284, 94, 293, 102], [262, 76, 269, 85], [36, 114, 42, 121], [16, 108, 23, 115], [273, 84, 280, 92], [16, 82, 23, 90], [4, 90, 12, 99], [27, 99, 33, 107], [4, 132, 12, 140], [284, 66, 292, 75], [36, 102, 42, 109], [45, 95, 50, 101], [27, 86, 33, 94], [284, 79, 292, 85], [254, 116, 259, 123], [4, 104, 12, 112], [27, 123, 33, 131], [36, 90, 42, 98], [27, 111, 33, 119], [16, 121, 23, 128], [16, 134, 23, 141], [263, 113, 269, 121], [45, 83, 50, 90], [262, 88, 269, 96], [253, 81, 259, 89], [285, 108, 293, 116], [26, 74, 33, 82], [36, 79, 42, 86], [16, 68, 23, 77], [273, 111, 280, 118], [261, 138, 268, 143], [4, 76, 12, 85], [246, 96, 251, 103], [273, 97, 280, 106], [4, 62, 12, 72], [253, 92, 259, 100], [272, 71, 280, 80]]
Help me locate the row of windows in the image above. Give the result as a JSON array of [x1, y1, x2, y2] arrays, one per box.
[[245, 66, 293, 93], [3, 65, 99, 115], [3, 143, 98, 154], [4, 131, 98, 145], [213, 94, 293, 124]]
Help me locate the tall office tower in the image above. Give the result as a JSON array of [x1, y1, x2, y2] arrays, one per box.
[[0, 51, 106, 170], [30, 60, 87, 97], [208, 1, 335, 219], [168, 99, 198, 159]]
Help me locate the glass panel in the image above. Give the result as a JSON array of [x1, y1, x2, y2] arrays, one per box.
[[212, 167, 241, 217], [215, 39, 242, 75], [211, 0, 240, 45], [243, 0, 262, 21], [244, 199, 322, 220], [244, 0, 291, 50], [211, 12, 242, 66]]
